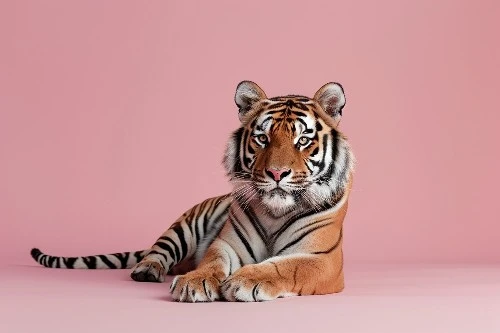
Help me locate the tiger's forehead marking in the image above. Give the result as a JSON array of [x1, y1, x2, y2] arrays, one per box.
[[267, 96, 315, 111], [253, 97, 318, 134]]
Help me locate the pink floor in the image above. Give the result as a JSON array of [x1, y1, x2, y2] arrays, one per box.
[[2, 263, 499, 333]]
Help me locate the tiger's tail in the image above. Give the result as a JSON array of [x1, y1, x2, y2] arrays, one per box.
[[30, 248, 150, 269]]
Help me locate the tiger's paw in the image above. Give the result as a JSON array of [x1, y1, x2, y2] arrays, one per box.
[[131, 260, 165, 283], [221, 266, 292, 302], [221, 265, 295, 302], [170, 271, 221, 302]]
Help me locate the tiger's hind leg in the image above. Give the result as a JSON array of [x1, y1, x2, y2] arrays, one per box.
[[131, 194, 231, 283], [131, 260, 166, 282]]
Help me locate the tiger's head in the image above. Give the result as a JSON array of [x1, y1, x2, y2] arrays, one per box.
[[224, 81, 354, 217]]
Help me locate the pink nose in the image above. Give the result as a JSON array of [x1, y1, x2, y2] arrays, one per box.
[[265, 168, 291, 182]]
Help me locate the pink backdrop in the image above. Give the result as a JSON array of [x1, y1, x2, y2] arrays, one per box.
[[1, 0, 499, 266]]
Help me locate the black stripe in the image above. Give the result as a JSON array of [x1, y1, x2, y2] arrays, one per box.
[[291, 110, 308, 116], [310, 159, 321, 167], [48, 255, 56, 267], [173, 226, 188, 261], [184, 206, 197, 225], [317, 131, 338, 182], [317, 133, 330, 174], [161, 236, 180, 262], [241, 201, 268, 242], [134, 251, 144, 263], [296, 117, 309, 129], [241, 129, 250, 169], [252, 284, 259, 301], [293, 218, 332, 235], [63, 257, 77, 269], [230, 220, 256, 262], [276, 223, 335, 255], [189, 212, 198, 244], [148, 250, 169, 268], [319, 137, 348, 194], [266, 103, 286, 110], [208, 206, 229, 233], [203, 208, 212, 235], [82, 256, 97, 269], [270, 262, 284, 278], [208, 196, 225, 218], [229, 211, 250, 236], [315, 121, 323, 131], [203, 199, 216, 234], [154, 240, 175, 260], [312, 229, 343, 254], [231, 128, 244, 173], [272, 208, 317, 240], [292, 266, 299, 291], [304, 161, 313, 173], [183, 208, 198, 244], [330, 129, 339, 168], [260, 115, 274, 126], [111, 252, 129, 268], [98, 255, 117, 268], [195, 200, 209, 243], [233, 248, 244, 269]]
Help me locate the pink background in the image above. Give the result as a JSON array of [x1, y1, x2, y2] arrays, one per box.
[[1, 2, 499, 333], [1, 0, 500, 266]]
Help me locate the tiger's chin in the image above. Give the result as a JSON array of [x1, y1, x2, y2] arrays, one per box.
[[260, 189, 296, 217]]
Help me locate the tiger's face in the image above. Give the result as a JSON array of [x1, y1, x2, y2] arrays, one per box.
[[224, 81, 353, 217]]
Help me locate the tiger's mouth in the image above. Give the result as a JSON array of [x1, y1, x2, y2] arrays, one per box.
[[259, 187, 296, 215], [268, 188, 289, 198], [231, 173, 311, 214]]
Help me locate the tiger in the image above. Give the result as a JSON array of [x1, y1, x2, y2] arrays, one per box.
[[31, 81, 355, 302]]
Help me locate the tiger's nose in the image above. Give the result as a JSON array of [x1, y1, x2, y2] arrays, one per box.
[[265, 168, 291, 182]]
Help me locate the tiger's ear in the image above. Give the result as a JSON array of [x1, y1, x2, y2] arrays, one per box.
[[234, 81, 267, 121], [314, 82, 346, 124]]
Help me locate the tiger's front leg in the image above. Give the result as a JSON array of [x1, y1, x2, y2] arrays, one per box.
[[170, 237, 241, 302], [221, 252, 344, 302], [221, 223, 345, 302]]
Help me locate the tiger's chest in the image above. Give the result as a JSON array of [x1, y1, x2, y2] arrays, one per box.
[[227, 202, 338, 262]]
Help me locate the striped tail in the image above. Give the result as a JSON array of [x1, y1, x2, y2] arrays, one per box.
[[30, 248, 150, 269]]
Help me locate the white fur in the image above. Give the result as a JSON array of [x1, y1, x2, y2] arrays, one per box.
[[261, 192, 295, 212]]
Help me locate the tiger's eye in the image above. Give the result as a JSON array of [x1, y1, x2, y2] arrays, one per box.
[[298, 137, 310, 145], [257, 134, 268, 144]]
